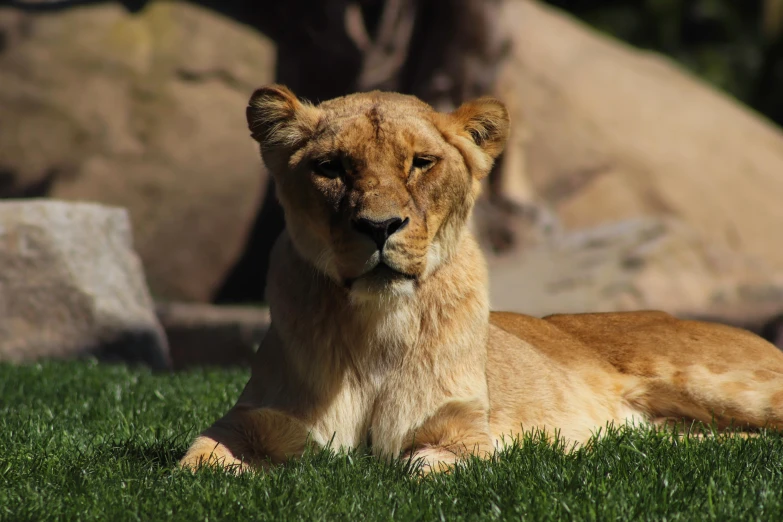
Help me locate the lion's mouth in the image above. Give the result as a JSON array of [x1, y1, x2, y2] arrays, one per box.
[[344, 262, 416, 288]]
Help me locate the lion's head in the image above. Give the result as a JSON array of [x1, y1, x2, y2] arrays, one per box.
[[247, 85, 509, 301]]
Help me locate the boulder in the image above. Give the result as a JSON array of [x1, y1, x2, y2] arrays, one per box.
[[486, 0, 783, 317], [0, 2, 275, 301], [0, 200, 169, 368]]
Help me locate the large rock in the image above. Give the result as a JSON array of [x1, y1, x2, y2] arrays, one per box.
[[500, 1, 783, 259], [486, 0, 783, 316], [0, 2, 275, 301], [0, 200, 169, 368]]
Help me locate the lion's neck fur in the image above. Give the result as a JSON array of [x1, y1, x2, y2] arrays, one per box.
[[263, 228, 490, 398]]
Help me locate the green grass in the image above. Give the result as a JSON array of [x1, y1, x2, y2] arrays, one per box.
[[2, 361, 783, 521]]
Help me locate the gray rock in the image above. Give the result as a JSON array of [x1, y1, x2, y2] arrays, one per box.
[[0, 199, 169, 368]]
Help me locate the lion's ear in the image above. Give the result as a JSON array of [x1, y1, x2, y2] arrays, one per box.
[[439, 96, 509, 180], [451, 97, 510, 160], [246, 85, 319, 151]]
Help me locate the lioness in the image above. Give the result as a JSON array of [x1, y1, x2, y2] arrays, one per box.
[[181, 85, 783, 473]]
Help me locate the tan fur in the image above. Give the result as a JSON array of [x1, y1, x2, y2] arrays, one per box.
[[181, 86, 783, 473]]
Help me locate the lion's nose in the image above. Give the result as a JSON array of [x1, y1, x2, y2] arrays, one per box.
[[353, 216, 409, 249]]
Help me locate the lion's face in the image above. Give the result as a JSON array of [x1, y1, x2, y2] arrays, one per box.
[[247, 86, 509, 301]]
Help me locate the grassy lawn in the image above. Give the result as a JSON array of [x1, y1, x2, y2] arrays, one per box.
[[2, 361, 783, 521]]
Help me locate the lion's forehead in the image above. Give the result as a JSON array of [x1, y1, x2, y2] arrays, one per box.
[[313, 104, 446, 161], [318, 91, 432, 114]]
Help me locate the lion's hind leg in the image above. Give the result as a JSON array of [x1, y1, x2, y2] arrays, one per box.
[[625, 340, 783, 433]]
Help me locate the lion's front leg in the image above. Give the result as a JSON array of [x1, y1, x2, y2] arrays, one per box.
[[401, 399, 494, 475], [179, 432, 256, 474], [179, 406, 311, 473]]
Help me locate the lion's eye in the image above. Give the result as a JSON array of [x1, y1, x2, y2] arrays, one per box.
[[411, 155, 437, 174], [313, 158, 344, 179]]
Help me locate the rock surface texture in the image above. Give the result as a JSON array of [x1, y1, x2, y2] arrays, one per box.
[[0, 2, 274, 301], [0, 200, 169, 368], [486, 0, 783, 317]]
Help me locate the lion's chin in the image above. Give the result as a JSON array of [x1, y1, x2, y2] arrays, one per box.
[[346, 263, 417, 303]]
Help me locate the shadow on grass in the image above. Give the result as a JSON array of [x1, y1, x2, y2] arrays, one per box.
[[99, 437, 189, 469]]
